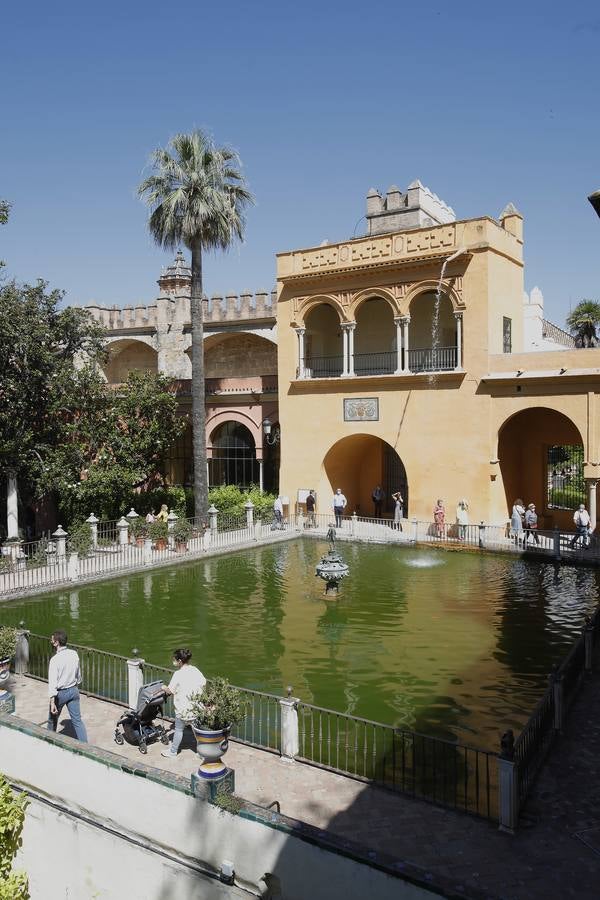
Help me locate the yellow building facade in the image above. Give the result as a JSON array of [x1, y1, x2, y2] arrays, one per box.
[[276, 194, 600, 530]]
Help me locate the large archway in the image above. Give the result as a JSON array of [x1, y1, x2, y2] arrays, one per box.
[[354, 296, 396, 375], [208, 421, 259, 488], [323, 434, 408, 517], [498, 407, 585, 529]]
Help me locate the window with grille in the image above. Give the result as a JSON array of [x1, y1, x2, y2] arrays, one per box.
[[547, 445, 585, 510], [503, 317, 512, 354]]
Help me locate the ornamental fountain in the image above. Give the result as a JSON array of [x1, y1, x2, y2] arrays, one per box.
[[315, 526, 350, 597]]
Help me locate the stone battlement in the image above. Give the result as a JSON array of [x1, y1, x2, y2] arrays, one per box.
[[366, 179, 456, 236], [86, 289, 277, 331]]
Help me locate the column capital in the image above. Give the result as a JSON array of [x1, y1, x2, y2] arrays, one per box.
[[294, 326, 306, 335], [341, 321, 356, 331], [454, 311, 463, 320]]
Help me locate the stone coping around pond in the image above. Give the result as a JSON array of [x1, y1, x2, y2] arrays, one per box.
[[0, 710, 493, 900], [0, 528, 298, 602]]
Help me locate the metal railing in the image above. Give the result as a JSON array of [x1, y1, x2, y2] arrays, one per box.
[[353, 351, 396, 376], [303, 355, 343, 378], [408, 346, 457, 372], [297, 701, 496, 819]]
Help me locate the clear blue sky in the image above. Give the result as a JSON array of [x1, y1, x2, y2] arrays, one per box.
[[2, 0, 599, 326]]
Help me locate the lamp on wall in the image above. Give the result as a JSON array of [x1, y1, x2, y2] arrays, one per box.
[[263, 417, 281, 446]]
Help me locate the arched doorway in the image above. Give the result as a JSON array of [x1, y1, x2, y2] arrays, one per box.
[[323, 434, 408, 517], [209, 421, 259, 488], [103, 339, 158, 383], [498, 407, 585, 529]]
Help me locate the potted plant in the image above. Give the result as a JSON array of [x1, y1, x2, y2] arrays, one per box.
[[67, 522, 94, 558], [172, 517, 192, 553], [187, 677, 247, 779], [0, 626, 17, 691], [129, 518, 148, 547], [149, 520, 168, 551]]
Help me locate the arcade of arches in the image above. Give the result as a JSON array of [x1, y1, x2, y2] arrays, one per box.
[[299, 291, 460, 378], [103, 339, 158, 384]]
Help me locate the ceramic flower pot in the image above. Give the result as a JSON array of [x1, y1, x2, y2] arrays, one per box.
[[0, 657, 11, 688], [192, 725, 230, 779]]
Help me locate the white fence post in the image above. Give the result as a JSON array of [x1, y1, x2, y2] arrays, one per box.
[[244, 500, 254, 529], [208, 505, 218, 534], [14, 629, 30, 675], [117, 517, 129, 550], [351, 512, 357, 537], [412, 517, 418, 542], [143, 537, 153, 565], [167, 510, 178, 550], [53, 525, 67, 558], [279, 687, 299, 761], [127, 656, 145, 709], [67, 551, 79, 581], [497, 729, 518, 834], [478, 521, 486, 548], [86, 513, 99, 549]]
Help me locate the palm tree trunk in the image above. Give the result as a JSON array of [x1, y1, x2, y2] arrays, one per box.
[[190, 238, 209, 518]]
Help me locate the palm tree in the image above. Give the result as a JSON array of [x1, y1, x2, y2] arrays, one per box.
[[566, 299, 600, 348], [138, 131, 254, 517]]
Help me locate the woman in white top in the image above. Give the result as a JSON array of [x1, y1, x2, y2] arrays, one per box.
[[160, 648, 206, 759], [510, 499, 525, 545], [456, 499, 469, 540]]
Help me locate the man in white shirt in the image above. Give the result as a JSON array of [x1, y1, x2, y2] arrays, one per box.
[[160, 648, 206, 759], [274, 496, 284, 526], [571, 503, 592, 549], [47, 630, 88, 742], [332, 488, 347, 528]]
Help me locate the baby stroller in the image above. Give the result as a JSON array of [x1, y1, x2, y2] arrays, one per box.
[[114, 680, 169, 754]]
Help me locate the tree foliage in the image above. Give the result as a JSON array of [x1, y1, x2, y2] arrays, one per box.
[[566, 299, 600, 348], [0, 281, 185, 524], [138, 130, 254, 519], [0, 774, 28, 900]]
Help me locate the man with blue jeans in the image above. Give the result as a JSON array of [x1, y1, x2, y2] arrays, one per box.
[[47, 629, 88, 742]]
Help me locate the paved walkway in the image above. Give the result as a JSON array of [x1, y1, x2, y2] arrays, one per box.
[[8, 673, 600, 899]]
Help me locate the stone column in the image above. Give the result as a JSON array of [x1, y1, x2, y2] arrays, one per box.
[[295, 327, 306, 378], [127, 657, 145, 710], [53, 525, 67, 558], [394, 317, 403, 374], [167, 510, 178, 549], [402, 316, 411, 373], [208, 504, 218, 534], [279, 688, 299, 760], [347, 323, 356, 376], [6, 471, 19, 540], [86, 513, 99, 549], [497, 730, 518, 834], [454, 312, 463, 370], [117, 517, 129, 549], [586, 479, 598, 531], [341, 325, 349, 376], [14, 629, 30, 675], [244, 500, 254, 528], [259, 460, 264, 493]]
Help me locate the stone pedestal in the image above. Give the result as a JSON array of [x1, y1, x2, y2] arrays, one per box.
[[191, 767, 235, 802], [0, 691, 15, 715]]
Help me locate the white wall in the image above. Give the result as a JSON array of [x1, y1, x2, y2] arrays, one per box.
[[0, 718, 435, 900]]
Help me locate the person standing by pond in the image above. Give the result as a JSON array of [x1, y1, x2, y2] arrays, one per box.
[[524, 503, 540, 545], [571, 503, 591, 549], [433, 499, 445, 538], [160, 649, 206, 759], [333, 488, 347, 528], [456, 499, 469, 540], [392, 492, 403, 530], [305, 490, 316, 528], [372, 485, 384, 518], [47, 630, 88, 742], [511, 499, 525, 546]]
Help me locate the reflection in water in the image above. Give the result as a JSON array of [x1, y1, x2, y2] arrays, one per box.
[[2, 540, 599, 750]]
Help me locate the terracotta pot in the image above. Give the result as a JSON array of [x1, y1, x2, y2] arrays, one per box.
[[154, 539, 167, 551], [175, 541, 188, 554], [192, 725, 230, 779]]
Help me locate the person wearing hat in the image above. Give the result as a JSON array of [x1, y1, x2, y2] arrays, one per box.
[[524, 503, 540, 545]]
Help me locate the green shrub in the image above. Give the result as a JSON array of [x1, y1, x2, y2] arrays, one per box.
[[67, 523, 93, 558], [172, 518, 192, 543], [0, 627, 17, 661], [129, 518, 148, 540], [0, 773, 29, 899], [149, 521, 168, 542], [208, 484, 277, 520], [0, 556, 13, 575], [188, 677, 247, 731]]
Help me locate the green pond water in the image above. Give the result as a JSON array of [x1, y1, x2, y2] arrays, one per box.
[[2, 539, 598, 750]]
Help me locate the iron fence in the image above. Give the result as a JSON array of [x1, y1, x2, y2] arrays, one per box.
[[408, 346, 457, 372], [353, 351, 396, 376], [297, 701, 496, 819], [303, 355, 344, 378]]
